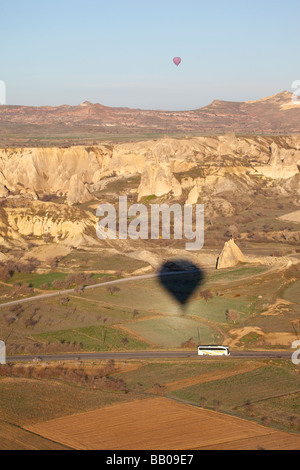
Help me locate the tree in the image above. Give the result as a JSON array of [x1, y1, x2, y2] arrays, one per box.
[[25, 258, 41, 272], [121, 337, 129, 346], [225, 309, 240, 324], [213, 400, 222, 411], [24, 313, 42, 329], [74, 286, 85, 296], [199, 397, 207, 407], [66, 272, 93, 287], [52, 279, 69, 290], [4, 314, 18, 326], [133, 309, 139, 319], [47, 257, 61, 270], [106, 286, 121, 296], [9, 304, 24, 316], [199, 289, 213, 303], [12, 283, 34, 297], [289, 416, 296, 428], [261, 416, 270, 426], [40, 283, 50, 290], [15, 258, 40, 274]]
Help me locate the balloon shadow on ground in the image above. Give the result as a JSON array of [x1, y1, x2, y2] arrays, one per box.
[[158, 259, 205, 313]]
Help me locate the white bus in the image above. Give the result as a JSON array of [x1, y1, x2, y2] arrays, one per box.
[[198, 345, 230, 356]]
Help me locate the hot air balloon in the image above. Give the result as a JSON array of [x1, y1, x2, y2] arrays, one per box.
[[173, 57, 181, 67]]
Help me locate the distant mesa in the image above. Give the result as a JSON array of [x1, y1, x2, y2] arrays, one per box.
[[0, 90, 299, 139], [245, 90, 298, 109], [216, 239, 248, 270]]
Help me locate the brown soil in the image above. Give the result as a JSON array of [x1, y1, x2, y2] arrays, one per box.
[[25, 397, 300, 450]]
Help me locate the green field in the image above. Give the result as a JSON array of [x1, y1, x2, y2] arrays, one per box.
[[8, 272, 70, 289], [1, 253, 299, 353], [0, 293, 154, 354], [171, 365, 300, 405], [123, 316, 220, 347], [83, 277, 255, 319], [253, 391, 300, 428], [7, 271, 115, 289], [114, 360, 240, 391], [165, 361, 300, 432], [186, 296, 253, 323], [207, 266, 269, 282], [80, 279, 183, 316], [60, 252, 148, 272], [34, 325, 151, 351]]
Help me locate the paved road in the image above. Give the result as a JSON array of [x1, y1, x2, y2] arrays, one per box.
[[7, 350, 293, 362]]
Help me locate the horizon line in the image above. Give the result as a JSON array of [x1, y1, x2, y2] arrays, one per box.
[[0, 90, 292, 112]]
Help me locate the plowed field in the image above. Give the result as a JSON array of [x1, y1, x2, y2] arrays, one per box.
[[26, 398, 300, 450]]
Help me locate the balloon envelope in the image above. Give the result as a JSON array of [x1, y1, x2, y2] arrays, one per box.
[[173, 57, 181, 66]]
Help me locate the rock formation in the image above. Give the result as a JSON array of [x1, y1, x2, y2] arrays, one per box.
[[0, 135, 299, 257], [137, 143, 182, 201], [0, 183, 8, 198], [66, 174, 91, 206], [0, 135, 299, 207], [216, 239, 248, 269], [0, 122, 300, 285], [256, 142, 299, 179], [0, 200, 98, 249], [186, 185, 199, 204], [0, 146, 110, 206]]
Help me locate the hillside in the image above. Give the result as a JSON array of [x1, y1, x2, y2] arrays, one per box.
[[0, 91, 299, 147], [0, 133, 299, 264], [0, 133, 299, 358]]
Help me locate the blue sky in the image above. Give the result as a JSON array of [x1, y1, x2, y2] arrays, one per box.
[[1, 0, 299, 109]]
